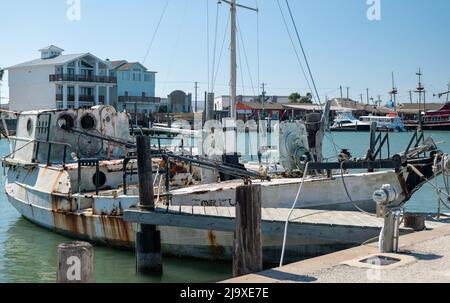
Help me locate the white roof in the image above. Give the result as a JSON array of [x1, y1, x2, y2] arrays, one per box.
[[7, 53, 108, 70]]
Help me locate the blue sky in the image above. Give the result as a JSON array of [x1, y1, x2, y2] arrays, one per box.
[[0, 0, 449, 104]]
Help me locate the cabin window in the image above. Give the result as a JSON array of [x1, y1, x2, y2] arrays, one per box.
[[26, 118, 33, 135]]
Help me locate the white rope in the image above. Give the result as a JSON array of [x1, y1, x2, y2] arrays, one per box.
[[279, 162, 310, 267]]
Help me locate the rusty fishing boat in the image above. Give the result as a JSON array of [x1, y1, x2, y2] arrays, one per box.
[[1, 104, 447, 263]]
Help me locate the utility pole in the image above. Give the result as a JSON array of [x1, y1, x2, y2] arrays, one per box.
[[220, 0, 258, 120], [409, 90, 413, 104], [366, 88, 370, 105], [340, 86, 343, 99], [377, 95, 382, 107], [360, 93, 363, 104], [346, 87, 350, 100], [194, 81, 199, 112]]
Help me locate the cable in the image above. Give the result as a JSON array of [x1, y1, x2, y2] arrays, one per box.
[[340, 162, 377, 217], [276, 0, 313, 101], [212, 13, 231, 91], [237, 18, 256, 96], [142, 0, 171, 65], [211, 2, 221, 90], [237, 33, 246, 95], [280, 162, 310, 267], [276, 0, 339, 157]]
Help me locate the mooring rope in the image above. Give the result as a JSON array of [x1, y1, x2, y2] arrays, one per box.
[[280, 162, 310, 267]]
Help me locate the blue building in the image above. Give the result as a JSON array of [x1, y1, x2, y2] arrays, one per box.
[[109, 60, 160, 115]]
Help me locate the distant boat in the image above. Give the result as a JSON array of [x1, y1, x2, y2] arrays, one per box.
[[330, 111, 371, 132], [359, 113, 407, 132], [404, 103, 450, 131]]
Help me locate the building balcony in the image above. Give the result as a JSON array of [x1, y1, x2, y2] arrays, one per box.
[[118, 96, 161, 104], [56, 94, 105, 103], [50, 74, 117, 84]]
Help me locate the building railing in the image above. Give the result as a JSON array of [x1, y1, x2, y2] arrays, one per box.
[[50, 74, 117, 84], [56, 94, 105, 103], [118, 96, 161, 103]]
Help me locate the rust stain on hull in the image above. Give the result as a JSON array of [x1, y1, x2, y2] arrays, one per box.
[[99, 215, 133, 246], [207, 230, 225, 258]]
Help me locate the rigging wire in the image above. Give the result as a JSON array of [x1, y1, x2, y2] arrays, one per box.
[[276, 0, 314, 102], [237, 18, 256, 97], [237, 33, 246, 96], [142, 0, 171, 65], [256, 0, 261, 96], [211, 2, 221, 91], [160, 0, 189, 97], [212, 13, 231, 91], [206, 0, 211, 92], [284, 2, 337, 155], [284, 0, 321, 105]]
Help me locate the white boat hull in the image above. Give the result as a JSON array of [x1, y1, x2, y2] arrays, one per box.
[[4, 163, 407, 263]]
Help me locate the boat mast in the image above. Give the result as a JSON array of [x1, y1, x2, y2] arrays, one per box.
[[220, 0, 257, 119], [390, 72, 398, 111], [230, 0, 237, 119], [415, 69, 425, 130]]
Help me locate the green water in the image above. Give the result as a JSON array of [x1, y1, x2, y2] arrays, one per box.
[[0, 131, 449, 282]]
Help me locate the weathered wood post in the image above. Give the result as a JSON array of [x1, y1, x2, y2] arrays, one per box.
[[57, 242, 93, 283], [233, 184, 263, 277], [136, 135, 162, 275]]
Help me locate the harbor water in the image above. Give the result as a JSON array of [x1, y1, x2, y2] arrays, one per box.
[[0, 131, 449, 282]]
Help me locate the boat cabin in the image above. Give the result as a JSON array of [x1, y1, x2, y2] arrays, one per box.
[[9, 106, 133, 165]]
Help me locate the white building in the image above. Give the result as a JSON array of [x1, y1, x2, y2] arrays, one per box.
[[214, 95, 290, 111], [7, 45, 116, 111]]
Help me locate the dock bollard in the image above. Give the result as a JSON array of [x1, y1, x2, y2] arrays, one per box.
[[233, 184, 263, 277], [57, 241, 94, 283], [136, 135, 162, 275]]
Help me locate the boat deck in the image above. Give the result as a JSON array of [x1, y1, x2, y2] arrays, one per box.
[[124, 205, 447, 244]]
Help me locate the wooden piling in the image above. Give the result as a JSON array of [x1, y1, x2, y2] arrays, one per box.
[[136, 135, 162, 275], [57, 241, 93, 283], [233, 184, 263, 277]]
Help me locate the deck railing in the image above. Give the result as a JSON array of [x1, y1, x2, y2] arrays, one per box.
[[50, 74, 117, 84]]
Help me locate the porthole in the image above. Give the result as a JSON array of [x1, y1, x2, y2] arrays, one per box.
[[80, 114, 96, 130], [92, 171, 106, 188], [57, 113, 75, 130]]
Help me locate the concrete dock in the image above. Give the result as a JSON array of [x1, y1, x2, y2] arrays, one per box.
[[224, 220, 450, 283]]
